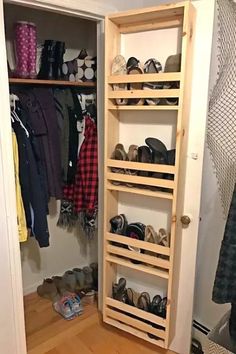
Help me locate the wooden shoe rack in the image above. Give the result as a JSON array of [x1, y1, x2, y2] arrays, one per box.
[[103, 1, 195, 349]]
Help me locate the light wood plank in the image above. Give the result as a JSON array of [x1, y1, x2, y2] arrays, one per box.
[[108, 89, 180, 99], [106, 297, 166, 327], [107, 244, 170, 269], [104, 317, 166, 349], [107, 159, 176, 174], [106, 172, 175, 189], [105, 232, 170, 256], [119, 16, 183, 33], [105, 255, 169, 279], [9, 78, 96, 87], [106, 182, 173, 200], [105, 308, 166, 339], [108, 72, 181, 84], [108, 105, 179, 111]]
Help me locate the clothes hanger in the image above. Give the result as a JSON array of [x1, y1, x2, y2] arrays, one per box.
[[10, 93, 29, 137]]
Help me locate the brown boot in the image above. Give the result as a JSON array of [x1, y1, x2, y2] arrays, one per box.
[[37, 278, 59, 301]]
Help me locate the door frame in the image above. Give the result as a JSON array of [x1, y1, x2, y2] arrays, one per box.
[[0, 1, 111, 353]]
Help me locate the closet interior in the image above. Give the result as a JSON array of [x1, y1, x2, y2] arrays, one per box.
[[4, 2, 99, 316]]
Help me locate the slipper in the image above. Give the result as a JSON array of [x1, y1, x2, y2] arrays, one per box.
[[127, 56, 140, 71], [145, 138, 168, 180], [143, 58, 163, 105], [157, 228, 169, 247], [137, 146, 152, 178], [163, 53, 181, 105], [144, 225, 159, 257], [126, 222, 145, 262], [111, 143, 128, 184], [127, 66, 144, 105], [112, 277, 127, 301], [111, 55, 128, 105], [149, 294, 162, 315], [125, 144, 139, 187], [137, 292, 151, 311], [109, 214, 128, 235], [126, 287, 140, 307]]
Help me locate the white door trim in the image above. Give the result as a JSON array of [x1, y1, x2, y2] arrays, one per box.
[[0, 0, 110, 353]]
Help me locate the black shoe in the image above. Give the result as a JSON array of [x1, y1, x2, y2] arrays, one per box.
[[110, 214, 128, 235], [54, 41, 65, 80], [112, 277, 127, 301], [38, 40, 57, 80]]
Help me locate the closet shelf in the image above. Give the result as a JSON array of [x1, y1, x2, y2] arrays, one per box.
[[107, 243, 170, 269], [108, 72, 181, 84], [105, 297, 167, 327], [106, 232, 170, 256], [106, 181, 173, 200], [105, 307, 166, 339], [9, 78, 96, 87], [108, 105, 179, 111], [108, 89, 180, 99], [107, 159, 176, 174], [105, 317, 165, 347], [105, 254, 169, 279]]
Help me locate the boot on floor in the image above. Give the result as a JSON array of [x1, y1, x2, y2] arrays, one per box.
[[37, 278, 59, 301]]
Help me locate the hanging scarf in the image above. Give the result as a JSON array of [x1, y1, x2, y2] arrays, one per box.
[[57, 115, 98, 238]]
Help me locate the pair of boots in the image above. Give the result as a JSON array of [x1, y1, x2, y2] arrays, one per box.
[[38, 40, 65, 80], [14, 21, 37, 79]]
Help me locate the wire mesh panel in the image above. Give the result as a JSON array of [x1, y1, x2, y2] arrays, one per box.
[[207, 0, 236, 216]]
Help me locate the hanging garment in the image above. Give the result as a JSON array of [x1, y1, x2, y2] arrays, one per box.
[[53, 88, 73, 183], [213, 184, 236, 304], [12, 107, 50, 247], [57, 115, 98, 238], [13, 87, 62, 199], [12, 131, 28, 242]]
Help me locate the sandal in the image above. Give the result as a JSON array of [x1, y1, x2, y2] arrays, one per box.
[[111, 143, 128, 184], [157, 228, 169, 247], [111, 55, 128, 105], [145, 137, 168, 180], [143, 58, 163, 105], [149, 294, 162, 315], [109, 214, 128, 235], [163, 53, 181, 106], [144, 225, 159, 257], [137, 292, 151, 311], [128, 66, 144, 106], [137, 146, 152, 178], [126, 287, 140, 307], [125, 144, 138, 187], [112, 277, 127, 301]]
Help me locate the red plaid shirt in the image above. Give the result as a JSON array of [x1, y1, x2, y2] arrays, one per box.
[[63, 116, 98, 215]]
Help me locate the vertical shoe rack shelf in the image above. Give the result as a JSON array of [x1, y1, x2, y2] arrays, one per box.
[[103, 1, 194, 349]]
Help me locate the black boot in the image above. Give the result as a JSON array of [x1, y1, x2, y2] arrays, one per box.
[[38, 40, 57, 80], [54, 41, 65, 80]]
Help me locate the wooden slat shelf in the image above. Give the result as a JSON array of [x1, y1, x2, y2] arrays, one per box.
[[108, 72, 181, 84], [107, 159, 176, 174], [106, 232, 170, 256], [106, 171, 174, 189], [105, 255, 169, 279], [106, 181, 173, 200], [107, 244, 170, 269], [108, 105, 179, 111], [9, 78, 96, 87], [108, 89, 180, 99], [104, 317, 165, 347], [105, 297, 167, 327], [105, 308, 166, 339]]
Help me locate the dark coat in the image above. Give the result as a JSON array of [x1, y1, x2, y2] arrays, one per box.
[[213, 184, 236, 303]]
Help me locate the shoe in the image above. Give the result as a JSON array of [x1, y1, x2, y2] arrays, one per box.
[[144, 225, 159, 257], [37, 278, 59, 301], [53, 41, 65, 80], [163, 53, 181, 105], [137, 146, 152, 179], [14, 21, 30, 78], [143, 58, 163, 105], [90, 262, 98, 291], [126, 222, 145, 263], [83, 266, 93, 290], [63, 270, 77, 293], [27, 22, 37, 78], [137, 292, 151, 311], [38, 40, 57, 79], [157, 228, 169, 247], [126, 287, 140, 307], [112, 278, 127, 301], [73, 268, 85, 291], [126, 57, 144, 105], [111, 55, 128, 105], [109, 214, 128, 235], [53, 296, 76, 320], [149, 294, 162, 315]]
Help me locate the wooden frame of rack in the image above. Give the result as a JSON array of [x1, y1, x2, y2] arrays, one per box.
[[103, 1, 195, 349], [9, 78, 96, 87]]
